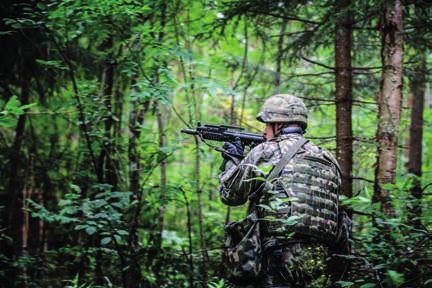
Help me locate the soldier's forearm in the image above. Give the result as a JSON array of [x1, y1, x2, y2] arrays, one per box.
[[219, 160, 253, 206]]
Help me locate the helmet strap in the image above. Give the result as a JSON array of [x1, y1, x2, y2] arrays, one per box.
[[272, 123, 284, 137]]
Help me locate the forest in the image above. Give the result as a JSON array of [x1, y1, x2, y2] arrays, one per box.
[[0, 0, 431, 287]]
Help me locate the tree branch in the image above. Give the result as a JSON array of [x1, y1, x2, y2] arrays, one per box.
[[301, 56, 335, 70], [352, 176, 374, 183]]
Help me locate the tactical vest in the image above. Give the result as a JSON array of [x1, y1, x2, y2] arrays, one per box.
[[260, 148, 340, 243]]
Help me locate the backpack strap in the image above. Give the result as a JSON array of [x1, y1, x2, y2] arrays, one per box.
[[267, 137, 309, 181]]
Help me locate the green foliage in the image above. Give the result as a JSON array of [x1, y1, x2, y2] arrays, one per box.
[[340, 178, 431, 287], [29, 184, 133, 245], [63, 275, 94, 288], [335, 281, 355, 287], [0, 96, 35, 127]]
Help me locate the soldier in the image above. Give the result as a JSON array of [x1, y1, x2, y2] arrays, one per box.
[[219, 94, 350, 287]]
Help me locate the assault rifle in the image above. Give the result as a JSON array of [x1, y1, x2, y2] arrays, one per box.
[[181, 123, 265, 149]]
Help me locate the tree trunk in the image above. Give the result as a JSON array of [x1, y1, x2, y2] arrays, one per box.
[[95, 35, 116, 286], [98, 35, 116, 187], [195, 136, 209, 284], [406, 50, 426, 228], [153, 101, 168, 283], [20, 154, 36, 288], [373, 0, 403, 217], [113, 84, 124, 142], [6, 72, 30, 287], [328, 1, 353, 282], [128, 77, 148, 197], [191, 47, 209, 287], [335, 0, 353, 199], [275, 19, 287, 91], [146, 1, 169, 284], [403, 91, 413, 166], [181, 188, 194, 288], [127, 76, 149, 288]]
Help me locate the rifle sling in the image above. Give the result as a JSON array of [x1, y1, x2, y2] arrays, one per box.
[[267, 137, 309, 181], [248, 137, 308, 213]]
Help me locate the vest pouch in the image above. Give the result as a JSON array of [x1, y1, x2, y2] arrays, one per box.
[[259, 182, 296, 236], [223, 212, 262, 285]]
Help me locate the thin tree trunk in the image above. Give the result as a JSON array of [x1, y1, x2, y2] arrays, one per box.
[[373, 0, 404, 217], [113, 84, 124, 141], [191, 56, 208, 286], [127, 76, 149, 287], [181, 188, 194, 288], [7, 72, 30, 287], [49, 32, 99, 179], [192, 58, 209, 288], [208, 160, 215, 205], [173, 0, 208, 283], [195, 136, 209, 282], [95, 35, 116, 286], [185, 1, 209, 283], [98, 35, 116, 187], [146, 2, 169, 284], [20, 154, 36, 288], [230, 92, 236, 125], [328, 2, 353, 281], [406, 50, 426, 228], [239, 21, 249, 125], [172, 4, 199, 285], [128, 76, 148, 197], [153, 101, 168, 282], [275, 19, 287, 91], [113, 83, 125, 185], [403, 91, 413, 166], [335, 0, 353, 199]]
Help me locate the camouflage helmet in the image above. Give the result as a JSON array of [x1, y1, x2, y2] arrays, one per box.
[[256, 94, 308, 128]]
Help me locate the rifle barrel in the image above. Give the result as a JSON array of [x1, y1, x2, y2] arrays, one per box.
[[181, 128, 199, 135]]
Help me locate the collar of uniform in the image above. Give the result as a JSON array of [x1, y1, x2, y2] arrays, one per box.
[[281, 127, 303, 134], [275, 133, 302, 142]]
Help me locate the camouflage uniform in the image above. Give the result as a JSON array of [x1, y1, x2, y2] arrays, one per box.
[[219, 95, 342, 287]]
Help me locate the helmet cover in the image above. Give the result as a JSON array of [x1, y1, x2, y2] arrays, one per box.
[[256, 94, 308, 128]]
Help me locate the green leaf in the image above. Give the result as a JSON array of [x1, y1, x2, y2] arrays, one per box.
[[116, 230, 128, 236], [58, 199, 73, 207], [85, 226, 97, 235], [5, 96, 20, 111], [74, 225, 86, 231], [256, 204, 272, 211], [283, 215, 302, 226], [360, 284, 376, 288], [336, 281, 354, 287], [256, 164, 273, 175], [387, 270, 404, 287], [372, 264, 386, 270], [0, 117, 17, 128], [100, 237, 111, 245], [69, 184, 82, 194]]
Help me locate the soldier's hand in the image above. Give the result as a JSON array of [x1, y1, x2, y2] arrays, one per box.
[[222, 137, 244, 160]]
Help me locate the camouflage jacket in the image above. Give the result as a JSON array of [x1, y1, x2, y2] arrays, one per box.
[[219, 133, 343, 243]]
